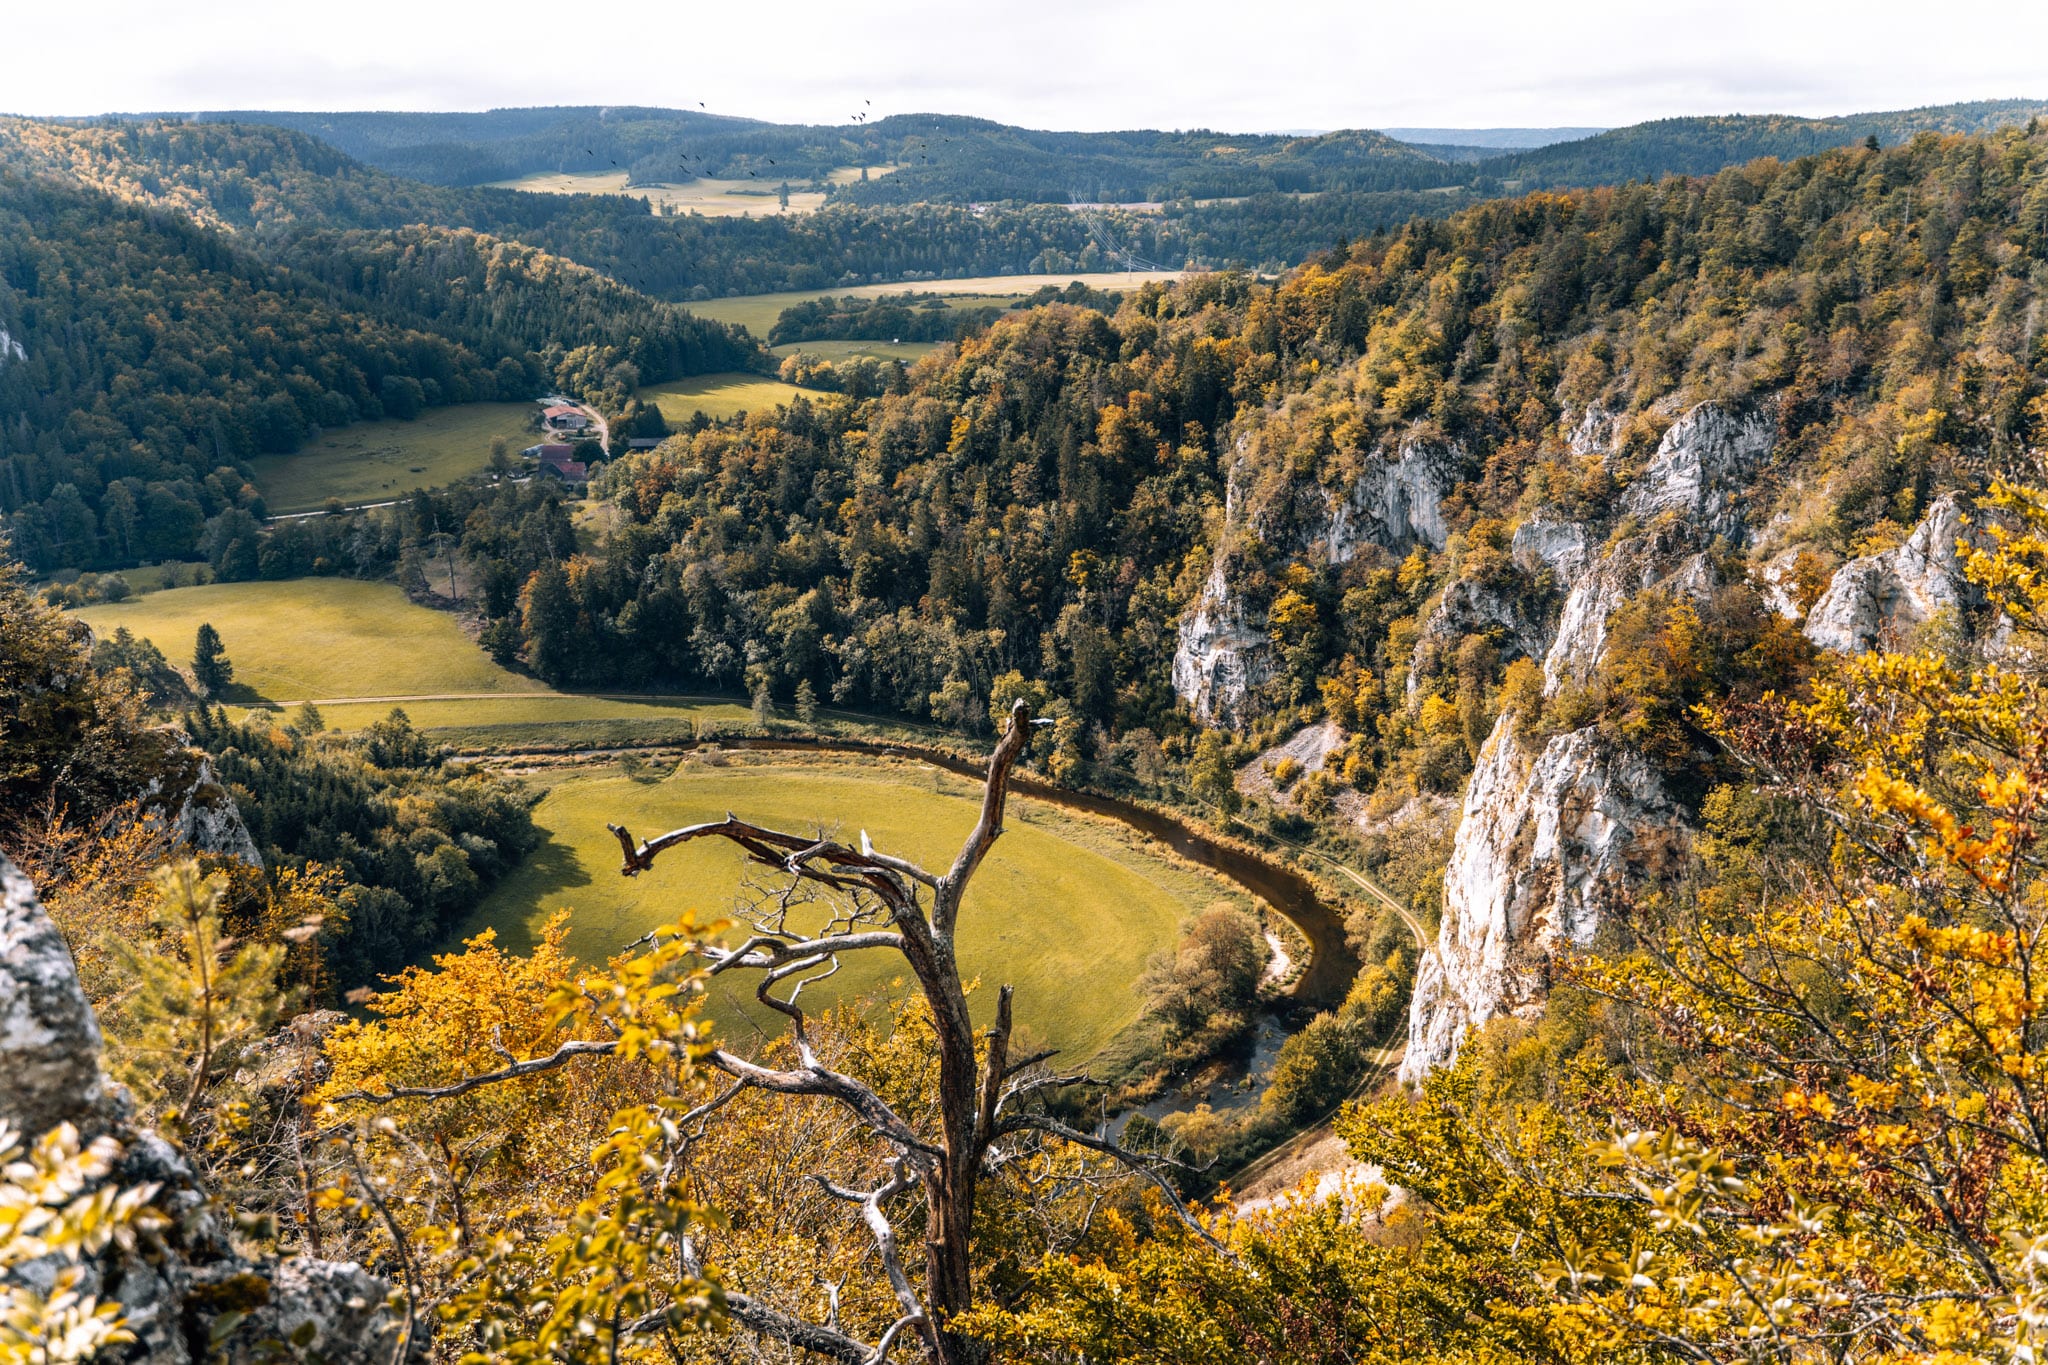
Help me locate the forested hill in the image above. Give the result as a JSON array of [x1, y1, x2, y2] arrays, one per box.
[[209, 99, 2048, 206], [1493, 100, 2048, 189], [210, 106, 1458, 200], [0, 172, 756, 571], [474, 127, 2048, 776], [0, 117, 1193, 293]]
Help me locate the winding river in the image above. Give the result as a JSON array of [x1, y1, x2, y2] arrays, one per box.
[[703, 734, 1365, 1006]]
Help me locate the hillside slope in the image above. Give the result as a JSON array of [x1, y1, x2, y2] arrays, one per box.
[[0, 172, 755, 570]]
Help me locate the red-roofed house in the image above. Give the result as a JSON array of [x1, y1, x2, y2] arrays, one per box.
[[528, 443, 588, 484], [541, 404, 589, 432]]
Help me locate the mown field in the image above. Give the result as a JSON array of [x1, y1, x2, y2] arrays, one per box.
[[459, 754, 1238, 1060], [771, 339, 940, 363], [685, 270, 1184, 340], [638, 372, 812, 423], [249, 403, 538, 512], [68, 579, 768, 732], [74, 578, 542, 702]]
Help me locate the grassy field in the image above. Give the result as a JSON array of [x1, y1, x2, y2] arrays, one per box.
[[73, 579, 547, 703], [686, 271, 1184, 341], [458, 754, 1237, 1060], [771, 340, 940, 364], [490, 166, 897, 217], [639, 373, 812, 423], [250, 403, 537, 512], [69, 579, 809, 737]]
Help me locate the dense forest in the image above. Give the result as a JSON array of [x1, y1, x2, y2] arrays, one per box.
[[449, 130, 2047, 778], [0, 171, 754, 571]]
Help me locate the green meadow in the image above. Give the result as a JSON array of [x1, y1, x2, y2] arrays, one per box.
[[638, 373, 813, 423], [457, 754, 1236, 1061], [249, 403, 537, 512]]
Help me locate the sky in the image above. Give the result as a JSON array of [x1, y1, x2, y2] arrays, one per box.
[[10, 0, 2047, 133]]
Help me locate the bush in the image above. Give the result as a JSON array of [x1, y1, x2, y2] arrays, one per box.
[[1260, 1012, 1364, 1126]]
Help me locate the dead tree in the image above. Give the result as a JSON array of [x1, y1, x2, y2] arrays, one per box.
[[607, 699, 1220, 1363], [336, 700, 1214, 1363]]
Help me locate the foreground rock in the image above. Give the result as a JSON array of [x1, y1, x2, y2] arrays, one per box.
[[0, 855, 409, 1362]]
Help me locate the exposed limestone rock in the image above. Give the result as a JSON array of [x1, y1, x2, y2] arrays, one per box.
[[1804, 494, 1983, 654], [1236, 720, 1346, 806], [1401, 722, 1687, 1082], [1325, 439, 1461, 559], [1174, 437, 1461, 725], [1567, 406, 1620, 457], [0, 326, 23, 364], [0, 854, 412, 1361], [1757, 547, 1808, 621], [1171, 559, 1276, 728], [1, 857, 109, 1138], [1408, 577, 1551, 698], [1618, 402, 1775, 540], [1544, 403, 1768, 692], [1406, 402, 1769, 1079]]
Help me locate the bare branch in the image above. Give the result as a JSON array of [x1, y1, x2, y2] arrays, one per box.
[[997, 1113, 1233, 1258], [326, 1039, 619, 1104], [936, 700, 1034, 934]]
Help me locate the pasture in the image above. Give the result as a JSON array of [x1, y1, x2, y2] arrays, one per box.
[[771, 340, 941, 364], [638, 372, 812, 423], [72, 579, 546, 703], [686, 270, 1183, 341], [250, 403, 536, 512], [459, 754, 1236, 1060]]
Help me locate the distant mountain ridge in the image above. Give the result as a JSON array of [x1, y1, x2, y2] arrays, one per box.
[[1382, 126, 1608, 148], [202, 99, 2048, 205]]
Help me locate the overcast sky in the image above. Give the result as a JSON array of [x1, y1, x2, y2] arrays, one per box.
[[10, 0, 2046, 132]]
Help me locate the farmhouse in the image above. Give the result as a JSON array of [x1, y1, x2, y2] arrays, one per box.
[[532, 444, 589, 484], [541, 404, 589, 432]]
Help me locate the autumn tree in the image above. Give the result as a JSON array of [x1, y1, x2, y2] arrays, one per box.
[[318, 701, 1199, 1363]]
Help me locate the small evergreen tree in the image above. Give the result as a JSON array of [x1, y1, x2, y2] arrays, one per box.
[[751, 680, 773, 728], [191, 623, 232, 697], [108, 861, 284, 1133], [794, 679, 819, 726]]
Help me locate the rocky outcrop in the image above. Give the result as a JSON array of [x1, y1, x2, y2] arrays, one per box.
[[1804, 494, 1983, 654], [1324, 439, 1461, 561], [144, 744, 263, 867], [1175, 437, 1462, 725], [1405, 401, 1769, 1081], [1402, 724, 1685, 1080], [0, 326, 23, 364], [1172, 559, 1277, 728], [0, 854, 411, 1362], [2, 858, 111, 1138]]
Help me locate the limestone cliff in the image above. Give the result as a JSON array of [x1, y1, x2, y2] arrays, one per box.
[[0, 856, 409, 1362], [1173, 435, 1462, 725], [1403, 401, 1772, 1081]]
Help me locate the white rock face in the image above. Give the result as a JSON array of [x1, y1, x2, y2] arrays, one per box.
[[1804, 494, 1981, 654], [0, 326, 23, 365], [1544, 403, 1769, 692], [1172, 559, 1276, 728], [1405, 401, 1769, 1080], [1326, 440, 1460, 561], [1173, 437, 1460, 725], [1619, 403, 1775, 539], [1401, 723, 1683, 1081]]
